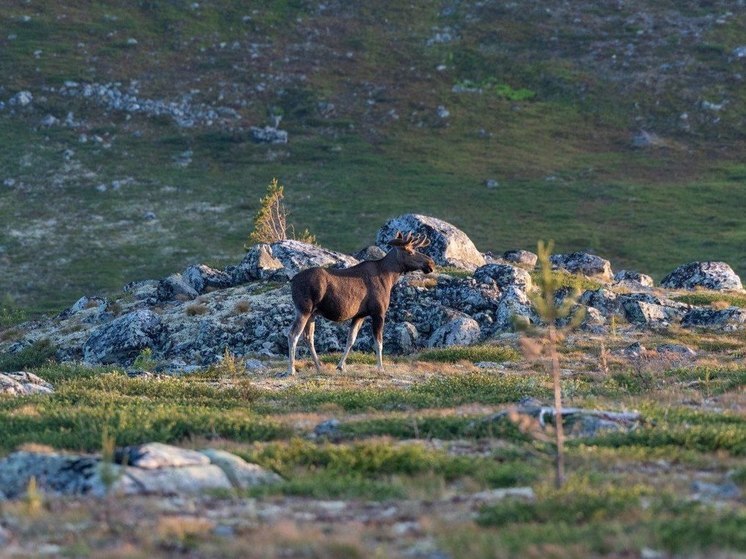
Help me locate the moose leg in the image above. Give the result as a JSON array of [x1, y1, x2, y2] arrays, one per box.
[[371, 314, 385, 372], [337, 317, 364, 371], [304, 318, 322, 373], [287, 311, 312, 375]]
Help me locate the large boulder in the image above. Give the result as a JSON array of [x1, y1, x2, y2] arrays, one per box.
[[183, 264, 234, 293], [266, 240, 359, 278], [661, 262, 743, 291], [83, 309, 167, 365], [427, 314, 482, 347], [231, 243, 285, 283], [550, 252, 613, 282], [376, 214, 485, 270]]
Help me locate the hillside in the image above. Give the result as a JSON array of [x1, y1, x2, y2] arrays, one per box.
[[1, 0, 745, 314]]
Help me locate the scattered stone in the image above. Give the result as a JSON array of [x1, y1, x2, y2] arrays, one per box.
[[376, 214, 485, 270], [9, 91, 32, 107], [250, 126, 288, 144], [0, 371, 54, 396], [691, 480, 741, 502], [661, 262, 743, 291], [484, 179, 499, 188], [551, 252, 613, 282], [631, 130, 665, 148]]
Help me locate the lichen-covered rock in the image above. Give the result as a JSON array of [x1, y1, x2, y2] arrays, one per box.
[[116, 443, 210, 469], [580, 288, 620, 316], [495, 286, 538, 330], [427, 314, 481, 347], [268, 240, 359, 278], [83, 310, 167, 365], [232, 244, 285, 283], [0, 371, 54, 396], [376, 214, 485, 270], [614, 270, 654, 288], [618, 293, 687, 326], [474, 263, 533, 291], [550, 252, 613, 282], [661, 262, 743, 291], [157, 273, 199, 301], [681, 306, 746, 331], [183, 264, 234, 293]]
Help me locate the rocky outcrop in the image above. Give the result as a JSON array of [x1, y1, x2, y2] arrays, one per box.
[[550, 252, 613, 282], [614, 270, 654, 288], [2, 215, 745, 369], [661, 262, 743, 291], [376, 214, 485, 270], [0, 443, 281, 500]]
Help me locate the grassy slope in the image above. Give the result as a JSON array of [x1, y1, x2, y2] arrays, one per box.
[[0, 1, 744, 314]]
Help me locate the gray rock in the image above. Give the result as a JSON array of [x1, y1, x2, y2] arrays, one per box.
[[376, 214, 485, 270], [353, 245, 387, 261], [614, 270, 654, 287], [116, 442, 210, 469], [250, 126, 288, 144], [157, 273, 199, 301], [661, 262, 743, 291], [199, 449, 282, 488], [580, 288, 620, 316], [119, 464, 232, 495], [0, 371, 54, 396], [502, 250, 537, 269], [0, 450, 111, 499], [487, 405, 642, 438], [9, 91, 33, 107], [233, 244, 285, 282], [495, 286, 538, 330], [427, 315, 481, 347], [268, 240, 359, 278], [83, 310, 167, 365], [550, 252, 613, 282], [183, 264, 234, 293], [691, 480, 741, 501], [474, 263, 533, 291], [681, 306, 746, 331], [618, 293, 686, 326]]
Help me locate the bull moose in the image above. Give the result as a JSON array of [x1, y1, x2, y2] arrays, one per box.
[[287, 231, 436, 375]]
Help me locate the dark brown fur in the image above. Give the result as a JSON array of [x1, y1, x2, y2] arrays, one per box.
[[287, 233, 435, 374]]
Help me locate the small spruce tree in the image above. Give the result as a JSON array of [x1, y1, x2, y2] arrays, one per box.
[[245, 178, 316, 248]]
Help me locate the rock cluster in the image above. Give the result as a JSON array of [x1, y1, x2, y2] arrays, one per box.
[[0, 443, 280, 500], [1, 214, 743, 369]]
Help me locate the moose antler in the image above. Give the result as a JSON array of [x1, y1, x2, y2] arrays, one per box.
[[388, 231, 430, 249]]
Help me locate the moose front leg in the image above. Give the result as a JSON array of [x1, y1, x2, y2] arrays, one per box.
[[337, 316, 364, 372], [371, 314, 385, 372]]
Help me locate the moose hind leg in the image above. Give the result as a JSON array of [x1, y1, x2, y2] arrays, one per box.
[[337, 317, 364, 371], [371, 314, 385, 372], [304, 319, 322, 373], [288, 311, 311, 375]]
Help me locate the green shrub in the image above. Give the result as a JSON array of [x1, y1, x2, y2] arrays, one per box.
[[418, 344, 521, 363]]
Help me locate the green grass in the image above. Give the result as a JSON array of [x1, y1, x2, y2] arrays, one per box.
[[673, 292, 746, 308], [417, 344, 521, 363]]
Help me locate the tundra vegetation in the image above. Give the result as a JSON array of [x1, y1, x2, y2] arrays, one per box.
[[0, 1, 745, 556]]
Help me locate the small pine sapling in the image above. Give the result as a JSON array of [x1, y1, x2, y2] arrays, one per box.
[[245, 178, 316, 248]]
